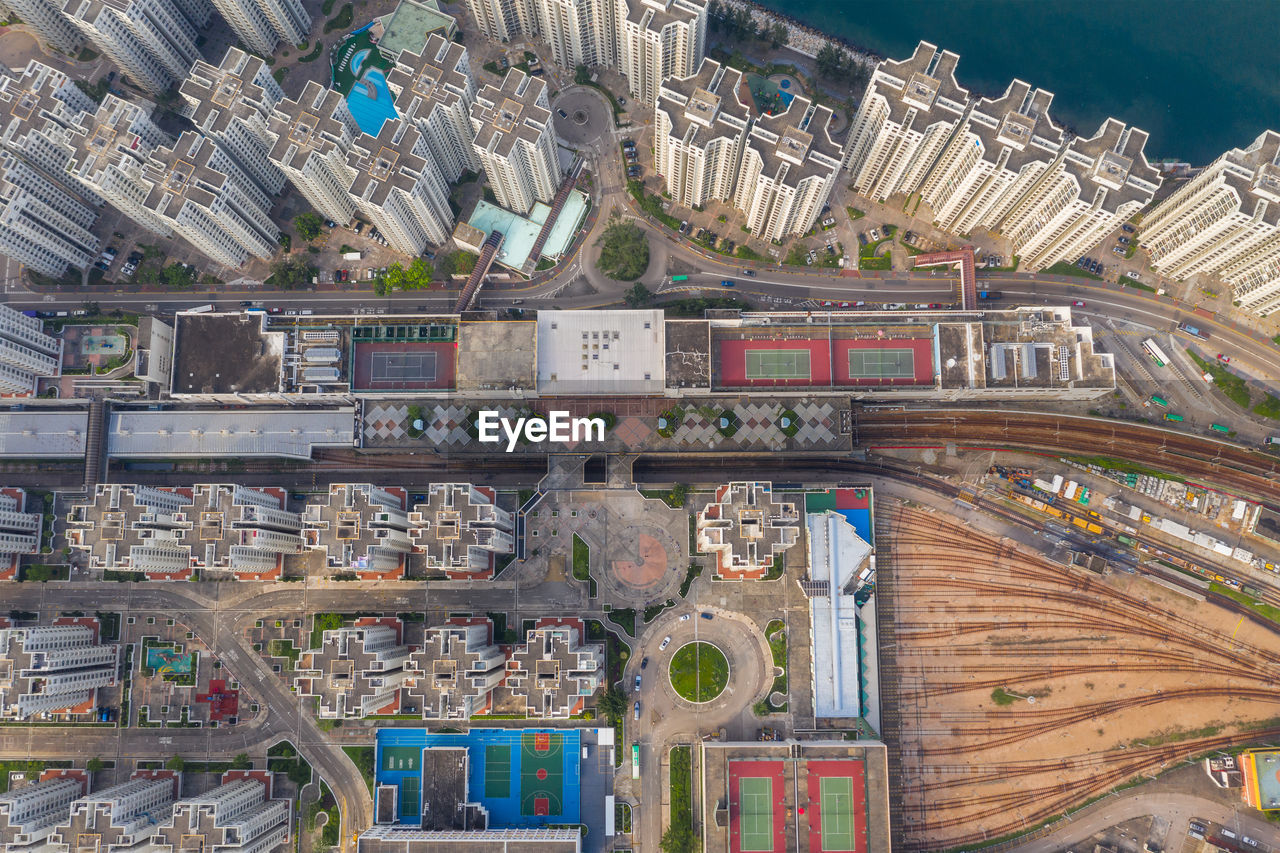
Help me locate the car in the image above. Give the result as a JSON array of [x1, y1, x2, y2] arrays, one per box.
[[324, 220, 337, 228], [839, 301, 850, 308], [93, 260, 110, 272], [633, 701, 640, 720], [618, 96, 626, 106], [1122, 223, 1136, 233], [869, 228, 880, 240], [857, 232, 867, 245], [640, 656, 649, 669], [854, 300, 866, 307], [103, 246, 118, 259], [1242, 837, 1258, 848], [659, 635, 671, 651], [720, 279, 735, 288], [353, 222, 365, 233], [634, 675, 641, 692], [557, 109, 567, 118], [1217, 353, 1231, 363], [928, 303, 942, 309], [121, 263, 136, 276], [679, 220, 689, 234], [679, 614, 690, 622], [743, 269, 756, 276], [700, 612, 713, 620], [1073, 300, 1086, 307], [1117, 236, 1130, 245], [239, 300, 253, 307]]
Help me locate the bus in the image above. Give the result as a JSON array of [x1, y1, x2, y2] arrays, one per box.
[[631, 744, 640, 780], [671, 275, 689, 282], [1142, 338, 1169, 368], [1150, 395, 1168, 408], [1164, 412, 1184, 422], [1210, 423, 1230, 433]]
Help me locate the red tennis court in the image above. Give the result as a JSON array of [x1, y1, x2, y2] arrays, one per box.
[[834, 337, 934, 386], [728, 760, 786, 853], [805, 760, 867, 853], [351, 341, 456, 391]]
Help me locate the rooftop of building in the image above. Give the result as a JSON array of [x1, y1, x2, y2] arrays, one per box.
[[536, 310, 666, 395], [379, 0, 458, 63], [455, 320, 536, 392], [625, 0, 703, 31], [268, 81, 358, 172], [65, 95, 168, 184], [0, 60, 89, 145], [0, 409, 87, 457], [471, 70, 550, 160], [387, 33, 471, 121], [1063, 117, 1161, 213], [871, 40, 969, 131], [302, 483, 408, 570], [107, 408, 355, 459], [967, 78, 1065, 172], [664, 319, 711, 389], [349, 119, 429, 205], [1213, 129, 1280, 226], [746, 93, 843, 187], [358, 827, 581, 853], [180, 48, 277, 139], [657, 60, 750, 150], [171, 312, 284, 396], [141, 131, 231, 217]]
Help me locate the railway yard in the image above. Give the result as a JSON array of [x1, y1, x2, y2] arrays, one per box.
[[881, 505, 1280, 849]]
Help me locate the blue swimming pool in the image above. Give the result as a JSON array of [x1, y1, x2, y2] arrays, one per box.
[[346, 68, 398, 136]]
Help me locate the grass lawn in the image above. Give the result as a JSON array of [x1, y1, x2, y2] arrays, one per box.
[[764, 620, 787, 709], [571, 533, 596, 596], [1186, 350, 1251, 409], [668, 745, 693, 838], [1044, 261, 1104, 281], [668, 642, 728, 702], [343, 746, 375, 795], [1210, 582, 1280, 626], [1119, 274, 1156, 293]]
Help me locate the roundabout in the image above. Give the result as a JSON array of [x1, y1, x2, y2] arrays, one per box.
[[550, 86, 611, 146], [668, 641, 729, 703]]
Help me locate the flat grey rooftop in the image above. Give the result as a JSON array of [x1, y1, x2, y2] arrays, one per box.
[[0, 410, 88, 457], [171, 313, 284, 395], [107, 408, 355, 459]]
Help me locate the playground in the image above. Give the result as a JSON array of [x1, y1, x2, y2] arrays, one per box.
[[375, 728, 581, 827], [743, 73, 798, 116], [145, 644, 195, 675]]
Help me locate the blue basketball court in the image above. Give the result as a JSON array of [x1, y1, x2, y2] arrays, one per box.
[[375, 728, 582, 827]]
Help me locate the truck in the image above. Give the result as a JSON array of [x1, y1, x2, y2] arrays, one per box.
[[188, 304, 214, 313], [1178, 322, 1209, 340], [342, 251, 362, 260], [977, 290, 1002, 300]]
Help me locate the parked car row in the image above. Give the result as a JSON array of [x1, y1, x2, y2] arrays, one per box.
[[1077, 256, 1105, 276]]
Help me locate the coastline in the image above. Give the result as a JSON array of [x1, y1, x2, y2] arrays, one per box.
[[718, 0, 879, 69]]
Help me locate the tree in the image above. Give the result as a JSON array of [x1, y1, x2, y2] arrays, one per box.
[[437, 252, 458, 277], [597, 686, 627, 722], [165, 754, 185, 772], [293, 212, 324, 241], [660, 823, 699, 853], [815, 43, 846, 79], [268, 255, 316, 290], [406, 257, 429, 289], [86, 756, 105, 773], [161, 263, 196, 289], [385, 262, 406, 291], [624, 283, 652, 307], [231, 753, 252, 770], [574, 64, 590, 85], [596, 220, 650, 281], [766, 22, 788, 49]]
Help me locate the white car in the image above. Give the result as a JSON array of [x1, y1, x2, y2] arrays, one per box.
[[659, 635, 672, 651], [679, 614, 690, 622]]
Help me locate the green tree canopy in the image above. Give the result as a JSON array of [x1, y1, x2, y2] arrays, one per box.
[[574, 64, 590, 85], [596, 220, 650, 281], [231, 753, 252, 770], [624, 282, 652, 307], [164, 754, 184, 772], [268, 255, 316, 290], [293, 212, 324, 241]]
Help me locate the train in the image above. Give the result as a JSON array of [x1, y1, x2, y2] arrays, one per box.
[[1071, 516, 1104, 535]]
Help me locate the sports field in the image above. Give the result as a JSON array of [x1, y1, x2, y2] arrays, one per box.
[[728, 760, 786, 853], [716, 335, 935, 388], [375, 728, 581, 828], [351, 341, 456, 391], [805, 760, 867, 853]]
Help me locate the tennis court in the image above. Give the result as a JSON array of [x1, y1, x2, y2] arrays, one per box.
[[728, 760, 786, 853], [847, 348, 915, 379], [485, 745, 512, 798], [805, 760, 867, 853], [351, 340, 456, 391], [745, 349, 812, 380], [738, 777, 774, 851]]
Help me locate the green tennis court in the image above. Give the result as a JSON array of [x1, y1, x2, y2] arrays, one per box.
[[820, 777, 855, 850], [847, 348, 915, 379], [738, 776, 774, 851], [400, 777, 419, 817], [746, 349, 812, 379], [484, 745, 512, 798], [382, 746, 420, 771]]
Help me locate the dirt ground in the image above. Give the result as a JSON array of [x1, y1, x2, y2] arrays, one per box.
[[883, 502, 1280, 849]]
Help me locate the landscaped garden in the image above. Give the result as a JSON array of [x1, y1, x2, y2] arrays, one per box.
[[668, 641, 729, 702]]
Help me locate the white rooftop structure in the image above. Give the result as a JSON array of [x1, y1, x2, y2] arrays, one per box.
[[107, 408, 355, 459], [535, 310, 665, 395], [0, 410, 88, 456], [807, 510, 879, 730]]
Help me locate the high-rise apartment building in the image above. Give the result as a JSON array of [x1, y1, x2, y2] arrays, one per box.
[[0, 775, 86, 851], [347, 119, 455, 253], [732, 95, 842, 241], [296, 622, 411, 718], [470, 69, 561, 214], [918, 80, 1065, 236], [844, 41, 969, 204], [533, 0, 614, 69], [407, 483, 514, 579], [49, 776, 178, 850], [266, 81, 361, 224], [404, 621, 507, 719], [152, 775, 292, 853], [0, 0, 84, 54], [205, 0, 308, 57], [1141, 130, 1280, 314], [140, 130, 281, 267], [0, 304, 62, 394], [61, 0, 211, 96], [0, 487, 42, 556], [615, 0, 705, 105], [999, 118, 1159, 270], [0, 153, 100, 278], [181, 48, 288, 197], [386, 35, 481, 183], [465, 0, 536, 44], [653, 59, 748, 209], [0, 622, 121, 719], [506, 620, 603, 718]]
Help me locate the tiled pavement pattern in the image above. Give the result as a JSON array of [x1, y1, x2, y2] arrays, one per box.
[[362, 399, 846, 452]]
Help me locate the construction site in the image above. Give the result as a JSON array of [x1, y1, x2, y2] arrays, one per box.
[[877, 504, 1280, 850]]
